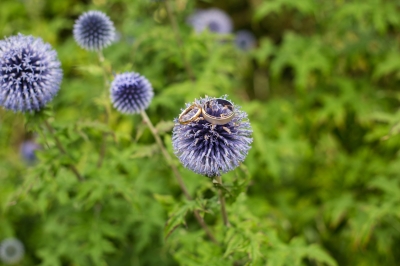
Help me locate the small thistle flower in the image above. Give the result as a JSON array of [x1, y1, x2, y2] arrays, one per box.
[[0, 34, 63, 112], [0, 238, 25, 265], [20, 140, 40, 164], [73, 11, 116, 51], [110, 72, 154, 114], [188, 8, 233, 34], [172, 96, 253, 177], [235, 30, 256, 51], [113, 31, 122, 43]]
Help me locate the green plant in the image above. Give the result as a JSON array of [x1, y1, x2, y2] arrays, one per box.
[[2, 0, 400, 265]]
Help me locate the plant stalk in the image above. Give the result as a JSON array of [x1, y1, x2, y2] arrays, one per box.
[[216, 175, 230, 227], [140, 110, 217, 243], [43, 119, 84, 182], [97, 50, 111, 168]]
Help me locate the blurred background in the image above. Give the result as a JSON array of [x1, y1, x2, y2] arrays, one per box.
[[1, 0, 400, 265]]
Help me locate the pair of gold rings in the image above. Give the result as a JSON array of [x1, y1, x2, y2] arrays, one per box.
[[178, 98, 235, 125]]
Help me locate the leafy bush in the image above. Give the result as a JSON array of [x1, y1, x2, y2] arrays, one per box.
[[1, 0, 400, 265]]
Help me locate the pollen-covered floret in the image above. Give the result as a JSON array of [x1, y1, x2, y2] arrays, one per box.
[[172, 96, 253, 177], [73, 11, 116, 51], [0, 34, 63, 112], [110, 72, 154, 114]]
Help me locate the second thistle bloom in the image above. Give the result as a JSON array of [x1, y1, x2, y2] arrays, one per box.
[[0, 238, 25, 265], [235, 30, 256, 51], [20, 140, 40, 164], [0, 34, 63, 112], [172, 96, 253, 177], [188, 8, 233, 34], [110, 72, 154, 114], [73, 11, 116, 51]]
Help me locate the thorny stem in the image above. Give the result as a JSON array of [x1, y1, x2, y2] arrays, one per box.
[[43, 119, 84, 182], [165, 0, 196, 82], [140, 110, 218, 244], [215, 175, 230, 227]]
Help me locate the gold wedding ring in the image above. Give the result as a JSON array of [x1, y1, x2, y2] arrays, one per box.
[[202, 98, 235, 125], [178, 104, 202, 125]]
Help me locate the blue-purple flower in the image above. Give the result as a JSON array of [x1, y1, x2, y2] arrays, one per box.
[[110, 72, 154, 114], [235, 30, 256, 51], [0, 34, 63, 112], [73, 11, 116, 51], [0, 238, 25, 265], [20, 140, 40, 164], [172, 96, 253, 177], [188, 8, 233, 34]]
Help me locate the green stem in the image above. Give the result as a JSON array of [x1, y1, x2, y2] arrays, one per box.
[[140, 110, 218, 243], [98, 50, 105, 63], [43, 119, 84, 182], [215, 175, 230, 227], [97, 50, 111, 168]]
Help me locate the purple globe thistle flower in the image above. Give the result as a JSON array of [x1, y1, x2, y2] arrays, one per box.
[[0, 34, 63, 112], [110, 72, 154, 114], [188, 8, 233, 34], [235, 30, 256, 51], [172, 96, 253, 177], [20, 140, 40, 164], [0, 238, 25, 265], [73, 11, 116, 51]]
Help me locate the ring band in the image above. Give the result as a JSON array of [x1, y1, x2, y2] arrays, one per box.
[[178, 104, 202, 125], [202, 98, 235, 125]]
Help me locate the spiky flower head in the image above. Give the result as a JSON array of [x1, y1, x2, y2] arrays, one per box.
[[188, 8, 233, 34], [0, 238, 25, 265], [235, 30, 256, 51], [0, 34, 63, 112], [110, 72, 154, 114], [172, 96, 253, 177], [73, 11, 116, 51]]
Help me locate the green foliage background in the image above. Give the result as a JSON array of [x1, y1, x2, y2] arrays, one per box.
[[1, 0, 400, 265]]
